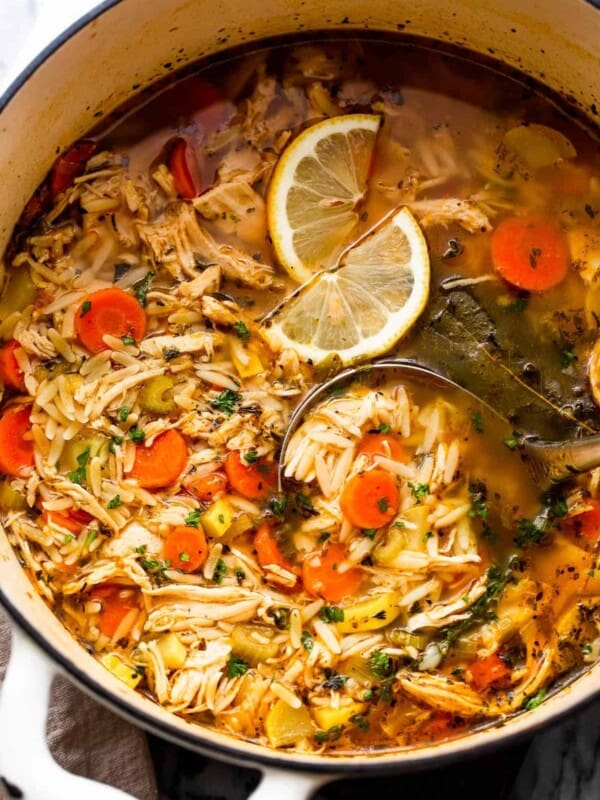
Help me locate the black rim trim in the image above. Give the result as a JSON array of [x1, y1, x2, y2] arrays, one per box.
[[1, 0, 600, 775]]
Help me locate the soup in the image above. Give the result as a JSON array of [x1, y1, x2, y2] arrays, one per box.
[[3, 37, 600, 754]]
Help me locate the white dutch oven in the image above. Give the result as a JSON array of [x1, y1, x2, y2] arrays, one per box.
[[1, 1, 600, 798]]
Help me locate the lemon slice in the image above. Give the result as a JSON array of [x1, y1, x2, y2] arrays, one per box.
[[262, 207, 430, 366], [267, 113, 381, 283]]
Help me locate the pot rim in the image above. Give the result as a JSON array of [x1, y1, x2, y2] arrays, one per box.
[[2, 0, 600, 774]]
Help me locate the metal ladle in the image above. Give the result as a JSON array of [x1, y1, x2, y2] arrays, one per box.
[[277, 357, 600, 496]]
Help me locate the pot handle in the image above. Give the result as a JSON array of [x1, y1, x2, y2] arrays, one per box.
[[0, 625, 137, 800], [249, 767, 333, 800]]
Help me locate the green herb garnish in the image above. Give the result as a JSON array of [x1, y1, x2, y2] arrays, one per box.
[[84, 529, 97, 549], [107, 495, 122, 509], [233, 322, 251, 341], [314, 726, 343, 744], [377, 497, 390, 513], [134, 272, 154, 308], [368, 650, 393, 679], [212, 558, 227, 584], [243, 450, 259, 464], [319, 606, 344, 623], [118, 406, 129, 423], [468, 481, 488, 520], [300, 630, 313, 652], [80, 300, 92, 317], [68, 448, 90, 485], [211, 389, 240, 416], [524, 687, 547, 710], [128, 427, 145, 444], [470, 410, 484, 433], [226, 653, 249, 678], [322, 672, 348, 690], [408, 482, 429, 503], [121, 335, 135, 346], [185, 509, 201, 528]]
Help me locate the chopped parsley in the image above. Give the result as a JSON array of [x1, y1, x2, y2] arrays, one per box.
[[468, 481, 488, 520], [80, 300, 92, 317], [514, 517, 546, 547], [134, 272, 154, 308], [321, 672, 348, 690], [212, 558, 227, 584], [470, 410, 484, 433], [368, 650, 393, 679], [107, 495, 122, 509], [295, 493, 318, 517], [318, 532, 331, 543], [314, 725, 343, 744], [135, 545, 147, 555], [211, 389, 240, 416], [185, 509, 201, 527], [319, 606, 344, 623], [363, 528, 377, 540], [118, 405, 129, 423], [179, 552, 190, 563], [68, 448, 90, 485], [350, 714, 370, 731], [63, 534, 74, 545], [377, 423, 391, 434], [234, 567, 246, 585], [443, 563, 512, 646], [300, 630, 313, 652], [503, 435, 519, 450], [233, 321, 251, 341], [561, 350, 578, 369], [243, 450, 259, 464], [524, 687, 547, 710], [408, 482, 429, 503], [109, 435, 124, 454], [581, 643, 593, 655], [128, 427, 145, 444], [140, 557, 171, 579], [84, 529, 98, 549], [226, 653, 249, 678], [270, 495, 288, 517], [377, 497, 390, 513], [121, 335, 136, 346], [422, 530, 434, 542]]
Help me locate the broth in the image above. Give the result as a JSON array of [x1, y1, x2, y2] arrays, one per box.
[[3, 36, 600, 754]]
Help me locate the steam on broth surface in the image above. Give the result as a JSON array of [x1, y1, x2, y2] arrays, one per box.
[[4, 37, 600, 753]]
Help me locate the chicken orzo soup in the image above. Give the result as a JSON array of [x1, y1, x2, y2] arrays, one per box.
[[4, 37, 600, 753]]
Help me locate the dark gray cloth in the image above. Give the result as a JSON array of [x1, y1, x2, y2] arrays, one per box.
[[0, 608, 158, 800]]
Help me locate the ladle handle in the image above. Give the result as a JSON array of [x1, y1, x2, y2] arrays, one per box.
[[526, 433, 600, 487]]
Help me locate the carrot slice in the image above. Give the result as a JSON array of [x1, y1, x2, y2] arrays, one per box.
[[302, 542, 362, 602], [340, 469, 399, 529], [468, 653, 511, 692], [164, 525, 208, 572], [128, 429, 188, 489], [491, 215, 570, 292], [0, 340, 25, 392], [169, 138, 203, 199], [0, 405, 34, 477], [89, 583, 139, 638], [566, 499, 600, 540], [254, 523, 295, 572], [74, 288, 147, 354], [224, 451, 277, 501], [184, 471, 228, 502], [357, 432, 406, 462], [43, 507, 93, 534], [50, 140, 97, 199]]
